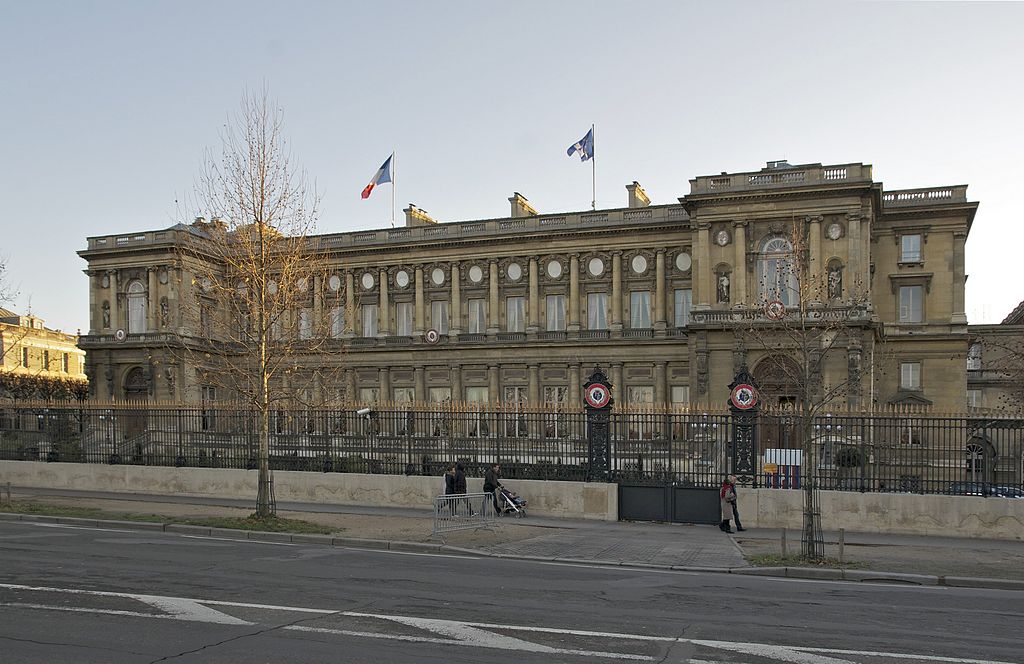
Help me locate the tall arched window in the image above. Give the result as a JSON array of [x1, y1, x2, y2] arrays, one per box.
[[757, 237, 798, 306], [127, 280, 147, 333]]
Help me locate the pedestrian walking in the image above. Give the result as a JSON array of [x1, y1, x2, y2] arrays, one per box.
[[454, 462, 474, 516], [483, 462, 503, 514], [719, 476, 736, 533], [728, 474, 745, 531], [443, 464, 456, 515]]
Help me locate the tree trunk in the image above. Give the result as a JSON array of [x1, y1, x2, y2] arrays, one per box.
[[801, 412, 823, 558]]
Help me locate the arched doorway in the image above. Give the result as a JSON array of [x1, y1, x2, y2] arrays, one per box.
[[754, 355, 803, 452], [123, 367, 149, 443]]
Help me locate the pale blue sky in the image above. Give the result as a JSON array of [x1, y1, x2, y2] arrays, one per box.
[[1, 1, 1021, 333]]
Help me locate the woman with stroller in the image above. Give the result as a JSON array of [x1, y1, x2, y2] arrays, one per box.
[[483, 462, 503, 514]]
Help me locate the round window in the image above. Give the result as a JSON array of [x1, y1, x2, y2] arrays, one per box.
[[395, 270, 410, 288], [431, 268, 445, 286], [361, 273, 375, 290], [328, 275, 342, 292], [588, 257, 604, 277], [631, 255, 648, 274], [547, 260, 562, 279], [469, 265, 484, 283], [507, 262, 522, 282], [675, 252, 692, 272]]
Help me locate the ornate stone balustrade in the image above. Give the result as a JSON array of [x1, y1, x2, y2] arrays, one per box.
[[692, 162, 870, 194], [882, 185, 968, 207]]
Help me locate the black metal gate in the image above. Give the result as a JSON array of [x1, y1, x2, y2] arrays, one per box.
[[618, 483, 721, 524]]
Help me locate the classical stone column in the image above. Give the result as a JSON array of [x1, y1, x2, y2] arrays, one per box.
[[108, 270, 119, 332], [414, 366, 426, 403], [313, 370, 323, 406], [610, 251, 623, 332], [610, 363, 623, 407], [654, 250, 667, 334], [654, 362, 667, 407], [451, 365, 463, 402], [450, 263, 462, 336], [733, 221, 748, 305], [568, 254, 580, 333], [147, 267, 158, 332], [847, 214, 862, 294], [527, 258, 539, 334], [568, 363, 581, 409], [527, 364, 540, 404], [488, 365, 500, 402], [344, 271, 355, 338], [952, 231, 967, 324], [88, 271, 99, 333], [379, 367, 391, 403], [808, 216, 823, 296], [487, 260, 499, 335], [378, 269, 389, 337], [312, 274, 322, 334], [695, 223, 711, 307], [414, 267, 425, 335], [345, 367, 357, 403]]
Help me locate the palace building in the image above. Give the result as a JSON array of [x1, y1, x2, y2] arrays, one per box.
[[78, 160, 978, 411]]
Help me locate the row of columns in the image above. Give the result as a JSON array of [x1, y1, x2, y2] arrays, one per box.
[[346, 251, 677, 337]]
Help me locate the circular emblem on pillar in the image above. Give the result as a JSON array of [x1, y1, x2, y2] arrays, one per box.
[[424, 329, 440, 344], [114, 329, 127, 343], [764, 300, 786, 320], [584, 383, 611, 409], [730, 383, 758, 410]]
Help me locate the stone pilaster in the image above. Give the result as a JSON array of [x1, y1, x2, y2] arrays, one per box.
[[568, 254, 580, 333], [450, 263, 462, 337], [733, 221, 748, 305], [610, 251, 623, 333], [344, 271, 355, 338], [654, 250, 667, 334], [487, 260, 499, 335], [527, 258, 539, 334], [378, 269, 389, 337], [414, 267, 425, 335]]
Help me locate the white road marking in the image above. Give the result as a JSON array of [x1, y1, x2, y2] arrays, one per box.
[[0, 583, 1015, 663], [179, 535, 296, 546], [32, 523, 136, 533], [284, 624, 654, 661]]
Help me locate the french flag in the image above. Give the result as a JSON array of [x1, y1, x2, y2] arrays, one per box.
[[361, 154, 393, 199]]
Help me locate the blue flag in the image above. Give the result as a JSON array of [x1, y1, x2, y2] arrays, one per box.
[[566, 127, 594, 162]]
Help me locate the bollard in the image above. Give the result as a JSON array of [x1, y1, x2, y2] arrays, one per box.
[[781, 528, 787, 556], [838, 528, 845, 564]]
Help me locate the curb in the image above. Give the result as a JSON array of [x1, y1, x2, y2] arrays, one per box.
[[3, 511, 1023, 592]]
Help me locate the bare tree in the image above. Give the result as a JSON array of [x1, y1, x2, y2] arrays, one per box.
[[175, 88, 342, 518], [740, 219, 877, 559]]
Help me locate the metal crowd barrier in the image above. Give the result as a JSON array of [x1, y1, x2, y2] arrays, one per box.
[[431, 492, 497, 541]]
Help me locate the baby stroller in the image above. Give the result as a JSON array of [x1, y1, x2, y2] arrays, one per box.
[[498, 486, 527, 517]]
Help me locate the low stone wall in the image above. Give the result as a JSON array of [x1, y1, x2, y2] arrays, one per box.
[[737, 488, 1024, 540], [0, 461, 618, 521]]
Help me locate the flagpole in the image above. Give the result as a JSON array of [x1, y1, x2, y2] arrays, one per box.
[[391, 149, 396, 228], [591, 124, 596, 211]]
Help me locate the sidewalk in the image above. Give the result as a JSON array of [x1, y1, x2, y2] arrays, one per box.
[[4, 486, 1024, 591]]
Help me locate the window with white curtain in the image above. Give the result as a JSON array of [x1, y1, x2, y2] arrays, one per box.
[[506, 296, 525, 332], [587, 292, 608, 329], [298, 308, 313, 340], [127, 281, 147, 333], [674, 289, 692, 327], [362, 304, 379, 337], [430, 301, 449, 334], [630, 291, 651, 329], [901, 234, 922, 262], [757, 237, 797, 306], [546, 294, 566, 331], [330, 307, 344, 338], [468, 299, 486, 334], [899, 286, 923, 323], [396, 302, 413, 336], [900, 362, 921, 390]]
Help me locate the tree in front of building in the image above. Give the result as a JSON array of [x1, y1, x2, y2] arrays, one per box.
[[742, 219, 876, 559], [176, 88, 339, 518]]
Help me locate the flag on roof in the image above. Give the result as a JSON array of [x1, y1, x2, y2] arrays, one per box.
[[566, 127, 594, 162], [361, 154, 394, 199]]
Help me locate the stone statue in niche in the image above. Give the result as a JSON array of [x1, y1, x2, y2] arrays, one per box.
[[164, 367, 176, 397], [104, 365, 114, 397], [717, 272, 731, 303], [828, 264, 843, 299], [159, 297, 169, 328], [102, 301, 110, 329]]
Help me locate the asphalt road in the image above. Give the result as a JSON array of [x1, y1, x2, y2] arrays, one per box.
[[0, 520, 1021, 664]]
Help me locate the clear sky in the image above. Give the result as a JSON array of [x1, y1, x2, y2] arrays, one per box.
[[1, 1, 1021, 334]]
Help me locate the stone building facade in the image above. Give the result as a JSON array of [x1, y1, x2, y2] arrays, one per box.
[[78, 160, 977, 410], [0, 308, 86, 381]]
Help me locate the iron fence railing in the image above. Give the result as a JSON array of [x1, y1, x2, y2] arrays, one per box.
[[1, 404, 1021, 496]]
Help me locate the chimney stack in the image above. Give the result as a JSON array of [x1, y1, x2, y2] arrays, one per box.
[[626, 182, 650, 208], [509, 192, 537, 218], [404, 204, 437, 227]]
